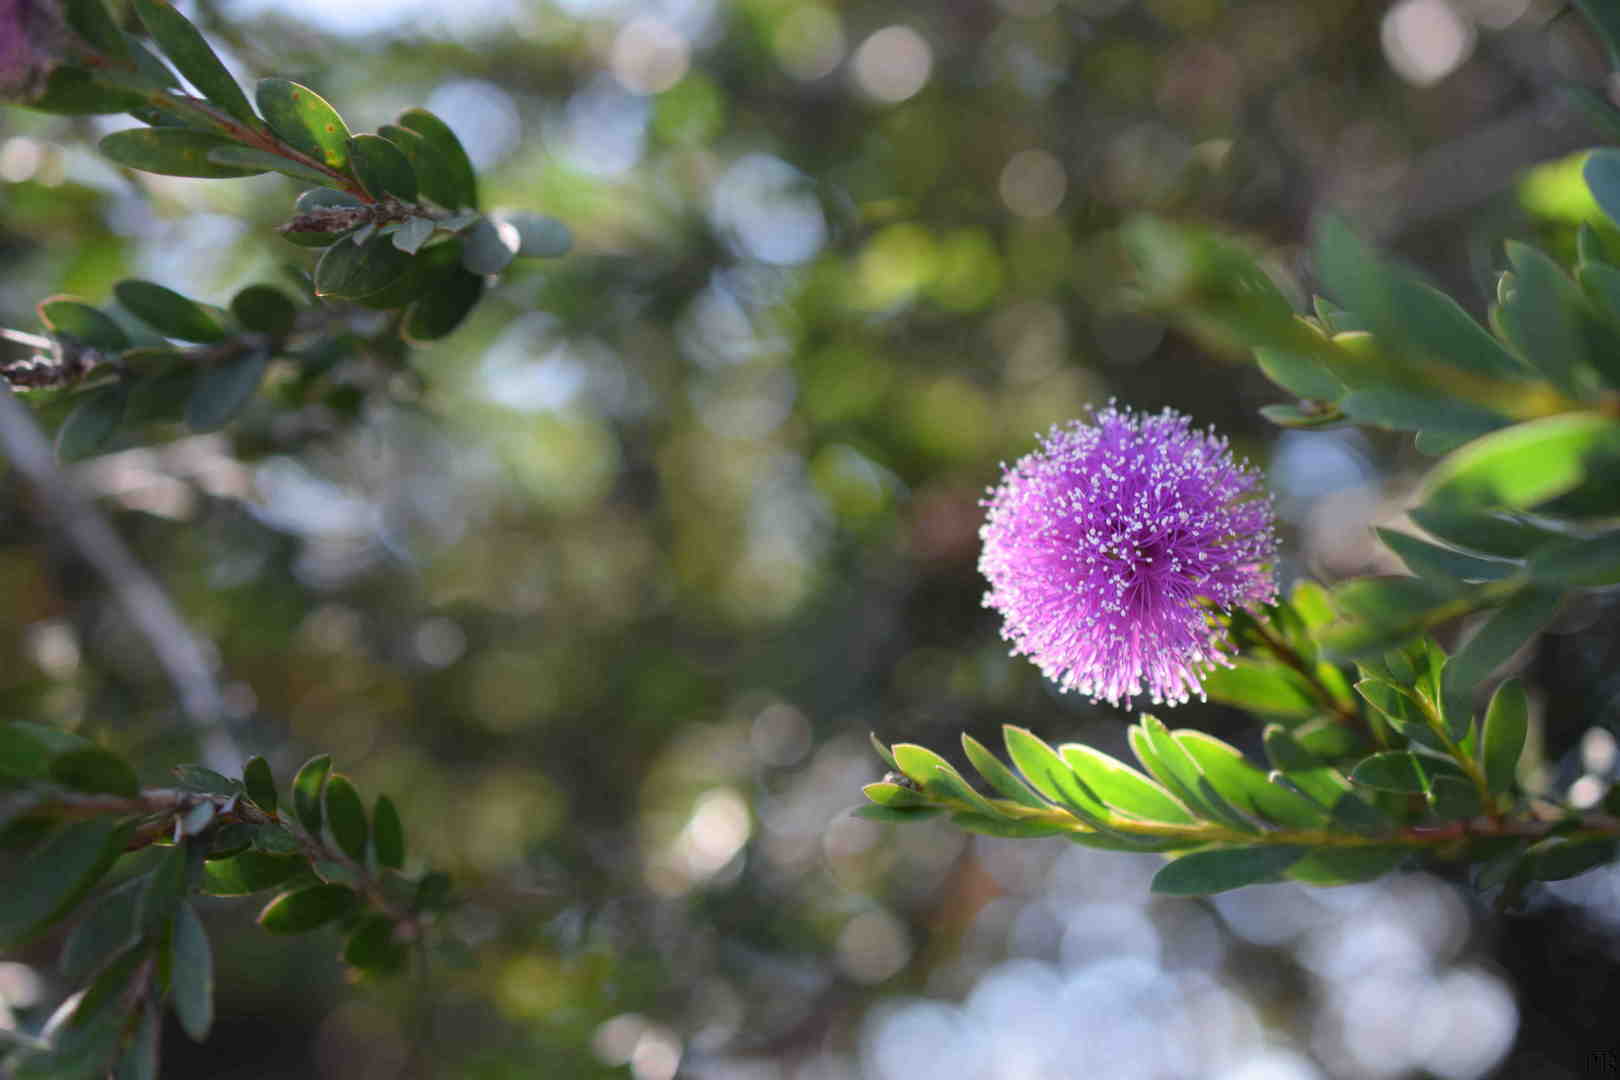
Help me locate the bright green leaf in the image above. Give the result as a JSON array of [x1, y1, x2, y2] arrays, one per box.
[[292, 753, 332, 833], [200, 851, 302, 895], [256, 78, 352, 170], [1059, 744, 1195, 824], [961, 733, 1047, 809]]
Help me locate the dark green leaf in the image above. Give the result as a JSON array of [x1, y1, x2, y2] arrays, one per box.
[[960, 734, 1047, 809], [169, 901, 213, 1040], [139, 842, 188, 933], [1320, 575, 1468, 659], [258, 882, 358, 933], [206, 145, 334, 185], [0, 722, 55, 779], [51, 748, 139, 797], [500, 212, 573, 258], [396, 108, 478, 209], [250, 823, 300, 854], [296, 186, 365, 212], [376, 123, 458, 209], [1525, 837, 1618, 882], [1350, 751, 1430, 794], [112, 1001, 160, 1080], [1574, 3, 1620, 84], [1151, 845, 1308, 896], [348, 134, 417, 201], [172, 764, 239, 795], [1258, 402, 1346, 429], [403, 265, 483, 342], [60, 879, 141, 979], [186, 349, 268, 432], [1429, 774, 1482, 819], [1482, 678, 1527, 796], [26, 66, 147, 114], [372, 794, 404, 869], [1409, 505, 1566, 559], [1286, 846, 1408, 886], [292, 753, 332, 833], [242, 755, 277, 813], [100, 128, 266, 178], [57, 386, 128, 461], [853, 803, 941, 823], [230, 284, 297, 339], [392, 216, 435, 254], [200, 851, 302, 895], [38, 296, 130, 350], [206, 821, 252, 859], [65, 0, 130, 57], [1263, 726, 1388, 829], [1528, 532, 1620, 586], [414, 870, 452, 912], [132, 0, 256, 126], [114, 280, 229, 342], [314, 232, 422, 306], [255, 78, 352, 170], [1440, 588, 1560, 725], [461, 217, 519, 275], [344, 913, 408, 973], [322, 774, 368, 862], [1340, 387, 1511, 444], [1377, 528, 1517, 582], [0, 820, 132, 945]]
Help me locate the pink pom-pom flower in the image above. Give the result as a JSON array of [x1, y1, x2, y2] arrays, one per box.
[[979, 404, 1277, 706]]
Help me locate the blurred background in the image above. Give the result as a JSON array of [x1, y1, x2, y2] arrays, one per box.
[[3, 0, 1620, 1076]]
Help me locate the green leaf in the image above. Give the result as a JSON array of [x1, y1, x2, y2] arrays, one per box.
[[413, 870, 452, 912], [1339, 387, 1511, 444], [0, 821, 132, 945], [1314, 216, 1525, 380], [205, 145, 334, 186], [403, 266, 484, 343], [372, 794, 404, 869], [861, 781, 931, 808], [50, 748, 139, 797], [376, 123, 458, 209], [242, 755, 278, 813], [461, 217, 519, 275], [132, 0, 257, 126], [1059, 744, 1196, 824], [169, 901, 213, 1040], [292, 753, 332, 833], [344, 913, 407, 973], [1409, 505, 1566, 559], [948, 812, 1069, 838], [207, 822, 252, 859], [1320, 575, 1467, 659], [322, 774, 368, 862], [113, 1001, 160, 1080], [100, 128, 267, 178], [1481, 678, 1528, 796], [1263, 725, 1388, 829], [0, 722, 55, 779], [500, 211, 573, 258], [1424, 413, 1620, 512], [1254, 346, 1344, 402], [57, 386, 128, 461], [65, 0, 131, 57], [1001, 725, 1115, 831], [230, 284, 297, 340], [1258, 402, 1346, 429], [891, 744, 998, 816], [853, 803, 941, 823], [200, 851, 302, 895], [1574, 3, 1620, 83], [26, 66, 148, 115], [1350, 751, 1431, 794], [960, 734, 1047, 809], [314, 232, 422, 306], [1175, 731, 1330, 828], [172, 764, 239, 795], [392, 216, 435, 255], [1377, 528, 1517, 582], [1524, 836, 1618, 882], [1151, 845, 1308, 896], [1200, 658, 1318, 718], [114, 280, 229, 343], [868, 733, 900, 772], [1440, 587, 1560, 724], [1528, 532, 1620, 586], [396, 108, 478, 209], [1130, 716, 1256, 832], [250, 823, 300, 855], [186, 349, 268, 432], [138, 842, 188, 933], [38, 296, 130, 350], [256, 78, 352, 170], [257, 882, 358, 934], [1286, 846, 1408, 886], [347, 134, 417, 201], [60, 879, 141, 979]]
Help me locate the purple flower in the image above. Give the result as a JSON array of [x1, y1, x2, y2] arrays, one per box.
[[979, 404, 1277, 706]]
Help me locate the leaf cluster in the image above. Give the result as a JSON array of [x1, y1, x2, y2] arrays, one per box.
[[0, 726, 446, 1078]]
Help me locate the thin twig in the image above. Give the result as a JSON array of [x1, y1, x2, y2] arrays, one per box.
[[0, 383, 241, 772]]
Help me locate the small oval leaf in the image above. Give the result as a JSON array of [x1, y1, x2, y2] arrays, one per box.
[[169, 901, 213, 1041], [348, 133, 417, 201], [258, 882, 358, 934], [372, 794, 404, 870], [230, 284, 298, 339], [100, 128, 267, 178], [292, 753, 332, 833], [256, 78, 353, 170], [396, 107, 478, 209], [114, 280, 229, 343], [241, 755, 278, 813], [322, 774, 367, 862], [186, 349, 268, 432]]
